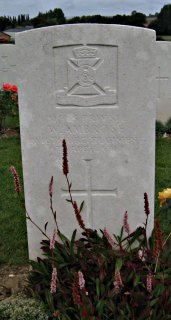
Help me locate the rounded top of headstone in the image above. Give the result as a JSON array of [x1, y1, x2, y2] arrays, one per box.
[[15, 23, 156, 40]]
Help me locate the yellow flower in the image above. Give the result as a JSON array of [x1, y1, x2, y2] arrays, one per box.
[[158, 188, 171, 207]]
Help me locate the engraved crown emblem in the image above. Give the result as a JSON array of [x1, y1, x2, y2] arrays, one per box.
[[74, 46, 97, 59]]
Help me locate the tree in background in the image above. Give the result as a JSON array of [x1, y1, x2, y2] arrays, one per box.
[[31, 8, 65, 28], [148, 4, 171, 35]]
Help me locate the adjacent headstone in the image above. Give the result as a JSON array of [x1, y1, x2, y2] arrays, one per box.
[[156, 41, 171, 123], [16, 25, 156, 260], [0, 44, 17, 86]]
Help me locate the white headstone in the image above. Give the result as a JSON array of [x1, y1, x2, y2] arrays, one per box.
[[156, 41, 171, 123], [16, 25, 156, 260], [0, 44, 17, 86]]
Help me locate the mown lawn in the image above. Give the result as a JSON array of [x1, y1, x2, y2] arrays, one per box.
[[158, 35, 171, 41], [155, 137, 171, 235], [0, 137, 28, 265], [0, 136, 171, 266]]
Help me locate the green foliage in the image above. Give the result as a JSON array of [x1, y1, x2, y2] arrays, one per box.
[[0, 294, 49, 320], [67, 11, 146, 27], [156, 118, 171, 136], [156, 121, 165, 136], [26, 141, 171, 319], [165, 117, 171, 134], [0, 87, 18, 132], [32, 8, 65, 28], [0, 137, 28, 265], [28, 223, 171, 319], [149, 4, 171, 35]]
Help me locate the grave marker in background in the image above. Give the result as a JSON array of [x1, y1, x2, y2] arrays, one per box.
[[156, 41, 171, 123], [16, 25, 156, 260], [0, 44, 17, 86]]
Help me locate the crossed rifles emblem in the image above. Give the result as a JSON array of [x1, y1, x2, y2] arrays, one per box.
[[56, 45, 116, 107]]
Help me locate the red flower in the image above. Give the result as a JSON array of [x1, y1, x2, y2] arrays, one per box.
[[11, 85, 18, 93], [2, 83, 18, 93], [3, 83, 13, 91]]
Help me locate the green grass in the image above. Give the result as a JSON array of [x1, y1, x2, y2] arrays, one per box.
[[0, 136, 171, 266], [0, 137, 28, 266], [5, 114, 20, 131], [158, 35, 171, 41], [155, 137, 171, 234]]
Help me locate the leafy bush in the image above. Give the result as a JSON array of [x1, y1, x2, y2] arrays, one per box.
[[0, 293, 49, 320], [156, 120, 165, 136], [165, 117, 171, 134], [0, 83, 18, 132], [11, 140, 171, 320], [156, 118, 171, 136]]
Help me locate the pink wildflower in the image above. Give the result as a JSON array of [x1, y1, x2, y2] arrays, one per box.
[[50, 230, 56, 250], [138, 249, 145, 262], [49, 176, 53, 197], [73, 201, 85, 230], [62, 139, 69, 176], [103, 228, 116, 249], [146, 272, 152, 293], [10, 166, 21, 193], [72, 272, 82, 305], [144, 192, 150, 216], [78, 271, 85, 290], [50, 267, 57, 294], [114, 269, 123, 290], [123, 211, 130, 235]]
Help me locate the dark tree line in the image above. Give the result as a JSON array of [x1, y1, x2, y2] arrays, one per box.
[[67, 11, 146, 27], [148, 4, 171, 35], [31, 8, 65, 28], [0, 4, 171, 35], [0, 14, 30, 31]]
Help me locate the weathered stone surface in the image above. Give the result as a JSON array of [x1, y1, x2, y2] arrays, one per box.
[[156, 41, 171, 123], [16, 25, 156, 260], [0, 44, 17, 86]]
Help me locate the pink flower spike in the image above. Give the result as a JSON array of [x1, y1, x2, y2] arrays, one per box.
[[50, 267, 57, 294], [49, 176, 53, 197], [50, 230, 56, 250], [123, 211, 131, 235], [114, 269, 123, 290], [103, 228, 116, 249], [138, 249, 146, 262], [146, 272, 152, 293], [10, 166, 21, 193], [78, 271, 85, 290]]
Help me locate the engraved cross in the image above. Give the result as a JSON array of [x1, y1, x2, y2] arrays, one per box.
[[0, 55, 16, 76], [62, 159, 117, 228], [156, 66, 169, 98]]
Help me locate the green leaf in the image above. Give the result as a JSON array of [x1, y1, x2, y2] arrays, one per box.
[[44, 221, 48, 232], [96, 299, 106, 315], [96, 278, 100, 298], [66, 199, 72, 203], [133, 275, 141, 287], [153, 283, 165, 296], [70, 229, 77, 255], [79, 201, 84, 212], [44, 289, 54, 312], [58, 230, 70, 244], [150, 298, 159, 307], [115, 258, 123, 271]]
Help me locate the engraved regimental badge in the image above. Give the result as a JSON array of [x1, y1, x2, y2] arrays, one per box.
[[56, 45, 117, 107]]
